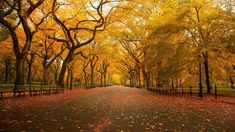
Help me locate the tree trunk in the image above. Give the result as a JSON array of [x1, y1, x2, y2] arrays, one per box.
[[100, 73, 103, 86], [203, 52, 211, 94], [90, 68, 94, 85], [58, 50, 74, 87], [130, 76, 133, 87], [27, 53, 35, 84], [171, 78, 174, 90], [42, 65, 49, 85], [15, 58, 25, 85], [27, 63, 32, 84], [104, 73, 107, 86], [4, 60, 9, 83], [59, 60, 69, 87], [70, 68, 73, 90], [134, 71, 138, 87], [151, 75, 154, 88], [142, 68, 147, 88], [84, 71, 87, 85], [82, 61, 89, 86], [54, 69, 58, 84], [179, 79, 182, 88], [155, 76, 158, 88], [229, 76, 234, 89], [198, 62, 203, 97], [143, 73, 150, 89], [146, 73, 150, 89], [67, 68, 70, 90], [138, 68, 141, 87]]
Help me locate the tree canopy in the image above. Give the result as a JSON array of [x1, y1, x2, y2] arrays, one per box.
[[0, 0, 234, 90]]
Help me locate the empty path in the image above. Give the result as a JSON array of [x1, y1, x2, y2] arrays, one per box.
[[0, 86, 235, 131]]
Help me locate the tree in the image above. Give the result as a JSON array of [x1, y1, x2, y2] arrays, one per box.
[[89, 54, 98, 86], [1, 53, 15, 83], [183, 0, 235, 94], [0, 0, 51, 85], [49, 0, 115, 87], [82, 60, 90, 86], [145, 0, 235, 93], [26, 51, 36, 84], [35, 36, 66, 84]]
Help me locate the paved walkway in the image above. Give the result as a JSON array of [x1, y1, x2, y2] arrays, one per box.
[[0, 86, 235, 131]]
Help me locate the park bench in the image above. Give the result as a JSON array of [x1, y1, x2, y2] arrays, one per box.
[[29, 86, 43, 96], [0, 86, 9, 98], [57, 86, 63, 93], [41, 85, 64, 94], [14, 85, 26, 96], [50, 86, 59, 94], [40, 86, 52, 94], [0, 84, 65, 98], [29, 85, 63, 95]]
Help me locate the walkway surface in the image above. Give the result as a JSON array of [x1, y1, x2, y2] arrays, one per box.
[[0, 86, 235, 131]]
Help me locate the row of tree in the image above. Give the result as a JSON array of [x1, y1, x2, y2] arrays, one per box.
[[115, 0, 235, 94], [0, 0, 119, 87]]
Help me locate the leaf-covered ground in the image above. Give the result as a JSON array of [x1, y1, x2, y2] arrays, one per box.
[[0, 86, 235, 131]]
